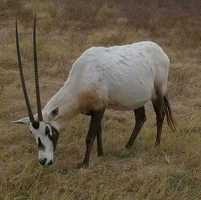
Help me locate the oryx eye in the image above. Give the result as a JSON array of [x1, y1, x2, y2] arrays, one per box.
[[45, 126, 50, 136]]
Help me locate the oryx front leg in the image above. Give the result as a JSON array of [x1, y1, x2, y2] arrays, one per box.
[[80, 110, 104, 168]]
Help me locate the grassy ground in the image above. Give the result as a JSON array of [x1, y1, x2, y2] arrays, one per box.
[[0, 0, 201, 199]]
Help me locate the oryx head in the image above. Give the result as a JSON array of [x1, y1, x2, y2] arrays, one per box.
[[14, 14, 59, 166]]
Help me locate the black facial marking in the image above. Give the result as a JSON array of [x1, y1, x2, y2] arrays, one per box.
[[47, 126, 59, 151], [45, 126, 50, 136], [38, 137, 46, 151], [32, 121, 40, 129]]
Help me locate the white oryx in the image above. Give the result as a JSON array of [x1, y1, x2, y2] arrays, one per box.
[[14, 15, 176, 167]]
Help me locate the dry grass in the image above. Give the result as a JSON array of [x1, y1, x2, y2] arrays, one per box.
[[0, 0, 201, 199]]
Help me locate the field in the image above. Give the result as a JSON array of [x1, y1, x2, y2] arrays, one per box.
[[0, 0, 201, 199]]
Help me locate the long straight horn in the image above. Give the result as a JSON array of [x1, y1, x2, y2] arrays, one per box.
[[33, 14, 43, 121], [16, 17, 34, 122]]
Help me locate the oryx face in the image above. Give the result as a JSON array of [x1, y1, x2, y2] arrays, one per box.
[[30, 121, 59, 166], [14, 15, 60, 166]]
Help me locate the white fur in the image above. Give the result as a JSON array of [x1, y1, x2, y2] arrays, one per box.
[[30, 122, 54, 165], [43, 41, 170, 129], [14, 41, 170, 165]]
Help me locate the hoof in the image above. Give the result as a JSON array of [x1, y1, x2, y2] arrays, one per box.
[[77, 162, 89, 169], [125, 144, 132, 149], [155, 141, 160, 147], [97, 152, 103, 157]]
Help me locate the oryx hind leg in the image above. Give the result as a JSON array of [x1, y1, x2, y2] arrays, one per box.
[[97, 126, 103, 157], [125, 106, 146, 149], [152, 89, 165, 146]]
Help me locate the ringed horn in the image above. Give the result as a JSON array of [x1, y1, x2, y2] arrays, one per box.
[[16, 14, 43, 123]]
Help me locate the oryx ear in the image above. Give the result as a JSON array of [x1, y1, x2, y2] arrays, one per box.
[[48, 107, 59, 121], [12, 117, 30, 125]]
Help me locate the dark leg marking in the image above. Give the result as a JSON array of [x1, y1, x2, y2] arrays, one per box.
[[125, 106, 146, 149], [97, 127, 103, 157], [152, 96, 165, 146], [80, 109, 105, 168]]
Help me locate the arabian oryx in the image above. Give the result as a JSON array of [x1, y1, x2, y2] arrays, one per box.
[[13, 15, 176, 168]]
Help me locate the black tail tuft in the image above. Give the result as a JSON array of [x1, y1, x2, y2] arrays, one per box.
[[163, 95, 177, 132]]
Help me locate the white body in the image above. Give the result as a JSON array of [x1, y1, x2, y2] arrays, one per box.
[[42, 41, 170, 130], [15, 41, 171, 166]]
